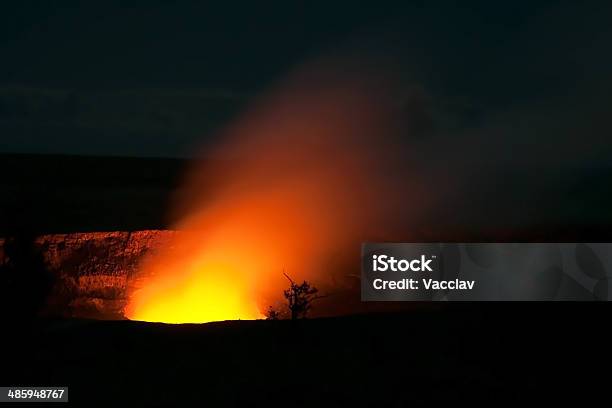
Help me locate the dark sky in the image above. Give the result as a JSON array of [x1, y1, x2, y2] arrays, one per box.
[[1, 1, 413, 89], [1, 1, 611, 157]]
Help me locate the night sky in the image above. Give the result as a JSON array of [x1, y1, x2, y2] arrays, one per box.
[[1, 1, 611, 158]]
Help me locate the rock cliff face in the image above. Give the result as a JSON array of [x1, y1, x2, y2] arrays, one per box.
[[0, 230, 176, 319]]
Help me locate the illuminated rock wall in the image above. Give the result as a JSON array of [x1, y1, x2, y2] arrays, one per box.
[[0, 230, 177, 319]]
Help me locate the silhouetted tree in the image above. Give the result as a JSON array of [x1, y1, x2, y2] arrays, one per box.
[[265, 306, 280, 320], [283, 272, 325, 320]]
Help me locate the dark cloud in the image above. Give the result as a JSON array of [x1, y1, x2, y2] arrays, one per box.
[[0, 87, 248, 157], [0, 1, 610, 161]]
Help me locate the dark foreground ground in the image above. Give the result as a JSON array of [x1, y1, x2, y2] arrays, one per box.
[[2, 306, 610, 406]]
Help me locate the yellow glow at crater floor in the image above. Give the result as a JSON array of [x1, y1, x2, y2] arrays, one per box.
[[125, 258, 263, 324]]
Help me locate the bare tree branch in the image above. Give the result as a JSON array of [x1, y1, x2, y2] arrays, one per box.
[[283, 271, 295, 285]]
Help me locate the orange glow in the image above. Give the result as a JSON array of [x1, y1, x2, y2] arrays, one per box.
[[125, 55, 428, 323], [126, 182, 356, 323]]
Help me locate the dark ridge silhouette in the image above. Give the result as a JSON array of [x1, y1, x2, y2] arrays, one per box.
[[0, 153, 185, 235], [0, 233, 54, 322]]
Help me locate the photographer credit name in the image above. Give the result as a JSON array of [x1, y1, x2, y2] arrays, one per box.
[[371, 254, 475, 291]]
